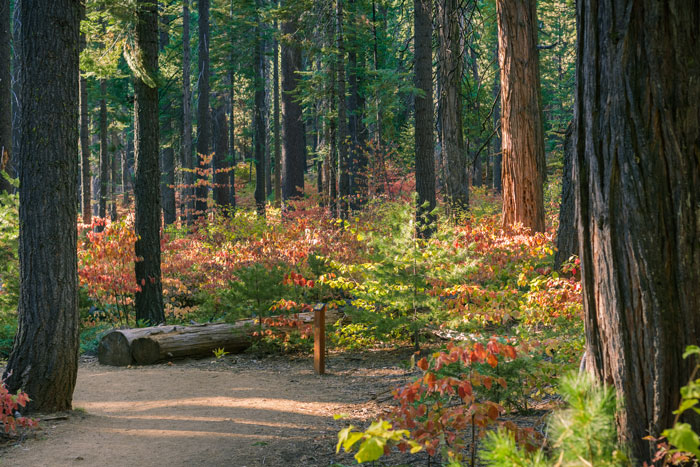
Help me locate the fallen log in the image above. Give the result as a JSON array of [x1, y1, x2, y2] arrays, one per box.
[[97, 310, 342, 366], [131, 323, 253, 365]]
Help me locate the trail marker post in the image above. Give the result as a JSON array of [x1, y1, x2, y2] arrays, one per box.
[[313, 303, 326, 374]]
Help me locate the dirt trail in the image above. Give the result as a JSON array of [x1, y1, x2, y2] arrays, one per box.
[[2, 352, 421, 467]]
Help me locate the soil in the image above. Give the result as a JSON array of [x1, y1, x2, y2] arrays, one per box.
[[1, 350, 439, 467]]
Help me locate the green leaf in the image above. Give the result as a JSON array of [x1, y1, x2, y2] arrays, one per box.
[[663, 423, 700, 458], [673, 398, 698, 415], [683, 345, 700, 359], [336, 426, 355, 453], [355, 437, 386, 463]]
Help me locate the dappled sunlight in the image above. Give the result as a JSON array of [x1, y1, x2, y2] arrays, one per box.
[[107, 414, 319, 430], [78, 396, 357, 415], [102, 428, 280, 440]]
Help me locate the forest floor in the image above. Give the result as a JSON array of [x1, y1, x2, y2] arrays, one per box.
[[1, 350, 442, 467]]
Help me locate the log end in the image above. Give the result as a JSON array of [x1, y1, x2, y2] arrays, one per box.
[[97, 331, 133, 366]]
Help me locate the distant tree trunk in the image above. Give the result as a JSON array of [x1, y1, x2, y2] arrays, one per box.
[[253, 1, 266, 216], [264, 37, 272, 200], [575, 2, 700, 462], [228, 75, 236, 210], [437, 0, 467, 215], [347, 0, 366, 209], [336, 0, 349, 219], [110, 132, 118, 221], [181, 0, 193, 224], [98, 78, 109, 228], [280, 9, 304, 201], [160, 123, 176, 226], [79, 29, 91, 223], [195, 0, 210, 219], [496, 0, 545, 233], [414, 0, 436, 237], [159, 20, 176, 227], [3, 0, 81, 412], [133, 0, 164, 326], [492, 41, 501, 193], [0, 0, 11, 194], [122, 133, 130, 205], [554, 123, 576, 270], [212, 98, 229, 211], [469, 42, 482, 188], [272, 14, 281, 206]]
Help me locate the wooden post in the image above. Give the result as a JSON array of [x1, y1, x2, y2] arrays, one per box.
[[313, 302, 326, 374]]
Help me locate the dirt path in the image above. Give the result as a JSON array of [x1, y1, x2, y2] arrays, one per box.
[[2, 351, 424, 467]]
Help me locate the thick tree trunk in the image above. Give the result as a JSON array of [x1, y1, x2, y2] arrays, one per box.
[[212, 98, 229, 210], [575, 2, 700, 462], [133, 0, 164, 326], [281, 10, 305, 202], [9, 0, 19, 182], [336, 0, 349, 219], [195, 0, 210, 219], [253, 2, 266, 217], [437, 0, 467, 215], [0, 0, 11, 194], [181, 0, 193, 224], [98, 78, 109, 227], [2, 0, 81, 412], [414, 0, 436, 237], [79, 30, 91, 223], [492, 41, 502, 193], [496, 0, 545, 233], [554, 123, 576, 270]]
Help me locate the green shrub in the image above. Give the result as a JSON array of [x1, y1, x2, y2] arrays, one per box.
[[481, 372, 630, 466]]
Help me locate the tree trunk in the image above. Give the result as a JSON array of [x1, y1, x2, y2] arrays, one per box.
[[253, 1, 266, 217], [9, 0, 19, 182], [195, 0, 210, 219], [110, 132, 118, 221], [414, 0, 436, 237], [133, 0, 164, 326], [437, 0, 467, 215], [469, 42, 482, 188], [0, 0, 11, 194], [273, 14, 281, 206], [79, 29, 92, 223], [496, 0, 545, 233], [160, 128, 176, 225], [229, 79, 236, 210], [336, 0, 349, 219], [181, 0, 193, 225], [121, 132, 130, 205], [281, 8, 305, 202], [98, 78, 109, 227], [347, 0, 366, 210], [575, 2, 700, 462], [2, 0, 81, 412], [212, 98, 229, 210], [492, 40, 502, 193], [554, 123, 576, 270], [228, 1, 236, 210]]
